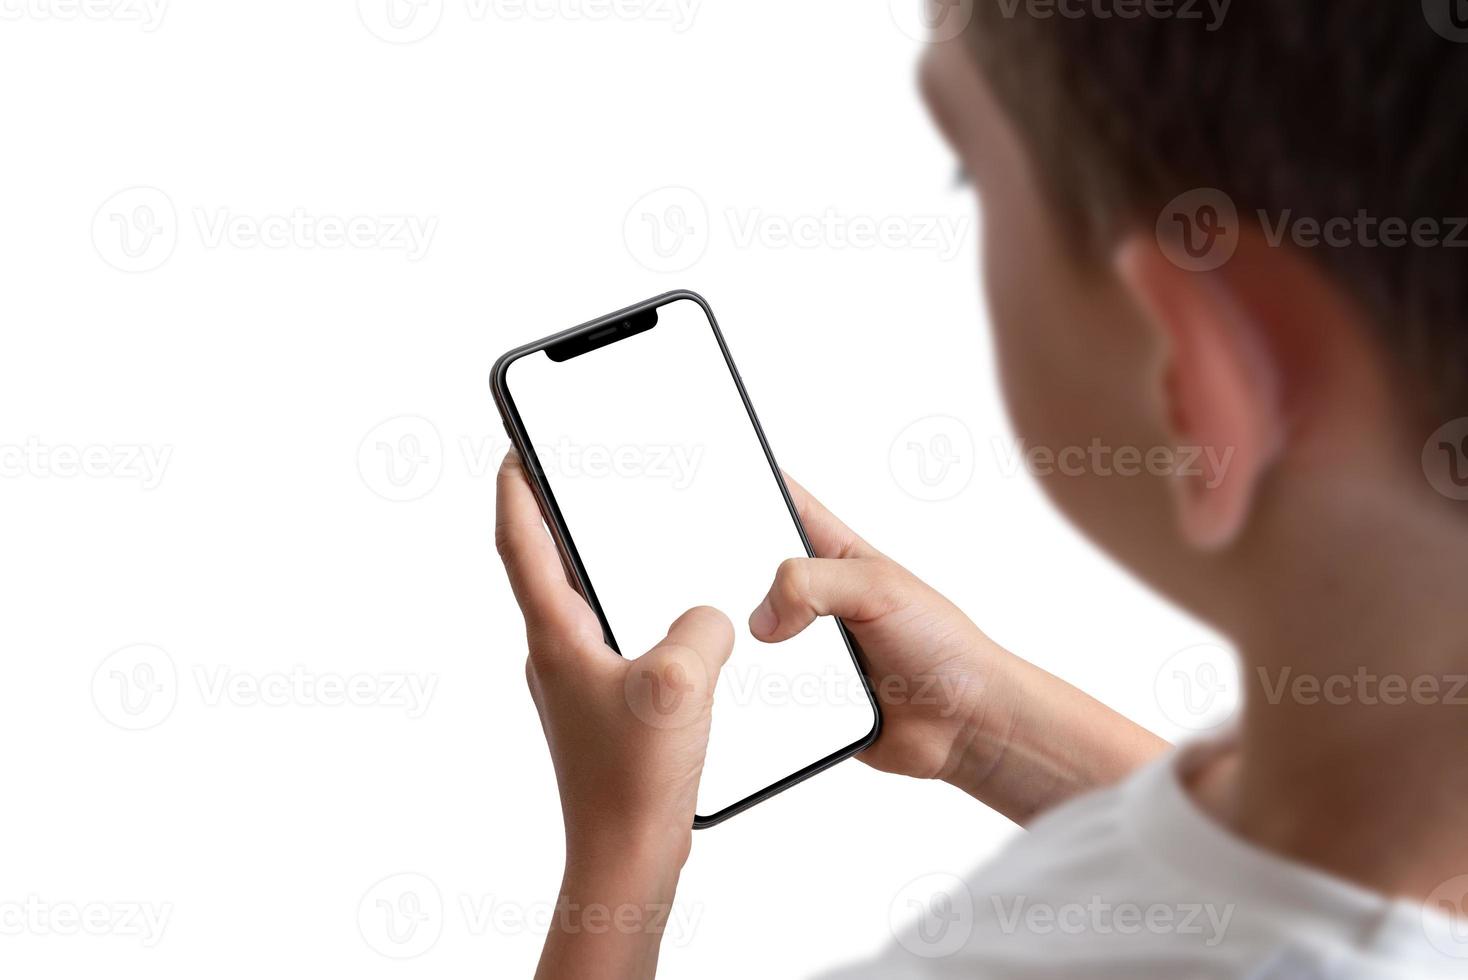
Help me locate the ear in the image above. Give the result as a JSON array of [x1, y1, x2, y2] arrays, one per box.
[[1113, 233, 1287, 550]]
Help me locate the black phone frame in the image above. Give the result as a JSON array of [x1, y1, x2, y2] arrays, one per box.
[[489, 289, 882, 829]]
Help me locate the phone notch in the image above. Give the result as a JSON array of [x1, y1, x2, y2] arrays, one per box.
[[546, 307, 659, 362]]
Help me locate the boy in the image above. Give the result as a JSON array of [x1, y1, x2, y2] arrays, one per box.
[[494, 2, 1468, 975]]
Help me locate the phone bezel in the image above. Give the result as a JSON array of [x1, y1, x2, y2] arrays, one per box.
[[489, 289, 882, 829]]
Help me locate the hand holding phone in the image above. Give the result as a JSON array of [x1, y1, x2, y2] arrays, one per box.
[[496, 451, 733, 855], [498, 452, 733, 979], [492, 291, 1163, 841], [492, 292, 880, 826]]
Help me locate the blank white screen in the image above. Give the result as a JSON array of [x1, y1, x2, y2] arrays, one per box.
[[504, 297, 877, 820]]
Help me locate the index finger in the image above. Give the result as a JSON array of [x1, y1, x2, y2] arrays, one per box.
[[780, 473, 878, 560], [495, 450, 602, 646]]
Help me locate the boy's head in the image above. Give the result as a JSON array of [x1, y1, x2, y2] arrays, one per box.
[[921, 2, 1468, 628]]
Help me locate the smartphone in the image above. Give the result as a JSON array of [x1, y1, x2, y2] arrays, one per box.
[[491, 290, 880, 827]]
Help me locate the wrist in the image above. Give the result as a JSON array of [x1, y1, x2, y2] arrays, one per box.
[[558, 830, 686, 937], [539, 826, 688, 980], [939, 653, 1168, 823], [564, 818, 693, 885], [934, 660, 1019, 795]]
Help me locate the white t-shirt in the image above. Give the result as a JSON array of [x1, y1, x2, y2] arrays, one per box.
[[818, 740, 1465, 979]]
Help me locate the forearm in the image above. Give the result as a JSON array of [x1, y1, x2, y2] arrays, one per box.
[[535, 836, 686, 980], [943, 652, 1168, 824]]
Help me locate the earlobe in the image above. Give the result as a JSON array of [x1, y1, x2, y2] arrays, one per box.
[[1114, 233, 1287, 551]]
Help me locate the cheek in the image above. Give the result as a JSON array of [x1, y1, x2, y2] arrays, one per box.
[[979, 193, 1113, 444], [975, 188, 1173, 524]]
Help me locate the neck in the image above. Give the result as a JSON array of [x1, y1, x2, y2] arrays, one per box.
[[1203, 477, 1468, 901]]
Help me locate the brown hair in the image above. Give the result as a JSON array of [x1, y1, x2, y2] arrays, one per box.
[[966, 1, 1468, 416]]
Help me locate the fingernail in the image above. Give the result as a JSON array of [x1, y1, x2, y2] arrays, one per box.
[[749, 598, 777, 638]]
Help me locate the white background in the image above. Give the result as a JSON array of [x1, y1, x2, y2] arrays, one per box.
[[0, 1, 1227, 976]]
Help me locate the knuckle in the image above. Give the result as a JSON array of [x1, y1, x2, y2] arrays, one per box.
[[684, 604, 733, 638], [649, 642, 712, 693], [866, 556, 901, 587], [524, 626, 566, 670], [566, 619, 608, 656], [526, 644, 559, 681], [493, 521, 517, 561], [863, 558, 908, 613], [775, 557, 812, 609]]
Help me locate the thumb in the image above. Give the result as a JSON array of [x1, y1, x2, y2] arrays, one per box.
[[623, 606, 733, 731], [656, 605, 735, 676], [748, 557, 899, 643]]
